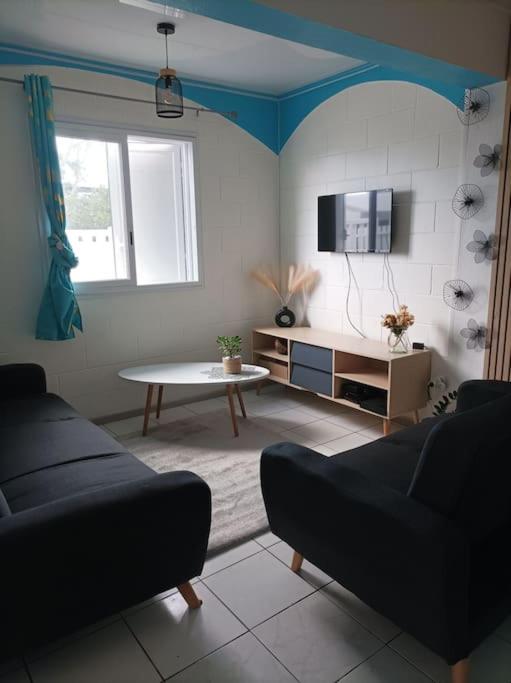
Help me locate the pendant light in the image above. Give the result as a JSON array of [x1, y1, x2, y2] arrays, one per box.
[[155, 22, 183, 118]]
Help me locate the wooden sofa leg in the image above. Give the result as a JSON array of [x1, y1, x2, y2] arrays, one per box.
[[451, 658, 469, 683], [177, 582, 203, 609], [291, 551, 304, 573]]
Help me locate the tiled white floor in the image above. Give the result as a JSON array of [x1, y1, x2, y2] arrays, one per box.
[[6, 386, 510, 682], [253, 591, 382, 682]]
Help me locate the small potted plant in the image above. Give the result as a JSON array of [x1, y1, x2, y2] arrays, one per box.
[[381, 305, 415, 353], [217, 335, 242, 374]]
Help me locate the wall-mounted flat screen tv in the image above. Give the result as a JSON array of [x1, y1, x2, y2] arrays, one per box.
[[318, 189, 393, 253]]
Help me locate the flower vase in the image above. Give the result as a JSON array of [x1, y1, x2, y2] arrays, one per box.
[[388, 329, 409, 354], [275, 306, 296, 328]]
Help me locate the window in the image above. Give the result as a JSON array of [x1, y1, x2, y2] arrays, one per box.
[[56, 123, 199, 291]]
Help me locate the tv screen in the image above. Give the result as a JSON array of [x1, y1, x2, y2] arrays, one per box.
[[318, 189, 392, 253]]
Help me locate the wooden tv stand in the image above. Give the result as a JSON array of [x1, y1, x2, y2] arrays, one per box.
[[252, 327, 431, 435]]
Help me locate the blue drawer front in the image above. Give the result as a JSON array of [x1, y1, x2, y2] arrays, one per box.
[[291, 341, 332, 373], [291, 363, 332, 395]]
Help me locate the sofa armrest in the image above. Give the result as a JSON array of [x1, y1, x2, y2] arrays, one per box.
[[0, 471, 211, 653], [0, 363, 46, 399], [261, 442, 469, 663], [456, 379, 511, 413]]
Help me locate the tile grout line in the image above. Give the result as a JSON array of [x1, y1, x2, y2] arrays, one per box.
[[200, 545, 266, 581], [163, 631, 250, 682], [200, 553, 319, 633], [385, 633, 439, 682], [334, 641, 388, 682], [23, 616, 124, 666], [266, 543, 335, 592], [190, 577, 314, 682], [248, 628, 302, 682], [121, 614, 166, 682], [317, 586, 400, 645], [202, 548, 406, 683]]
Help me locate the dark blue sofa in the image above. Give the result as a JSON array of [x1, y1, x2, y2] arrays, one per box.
[[0, 364, 211, 658], [261, 380, 511, 683]]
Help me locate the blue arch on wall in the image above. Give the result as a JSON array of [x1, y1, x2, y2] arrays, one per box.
[[278, 64, 468, 149], [0, 43, 497, 153]]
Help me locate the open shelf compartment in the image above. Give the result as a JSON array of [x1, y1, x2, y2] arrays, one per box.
[[252, 330, 289, 381], [333, 351, 389, 417], [334, 351, 390, 390], [333, 375, 389, 417]]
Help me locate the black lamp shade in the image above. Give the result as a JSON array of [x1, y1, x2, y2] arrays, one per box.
[[155, 69, 183, 118]]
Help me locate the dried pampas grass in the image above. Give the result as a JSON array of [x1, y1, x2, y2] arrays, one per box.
[[250, 266, 284, 305], [287, 264, 319, 301], [251, 264, 319, 305]]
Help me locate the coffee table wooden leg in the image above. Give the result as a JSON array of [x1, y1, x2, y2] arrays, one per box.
[[156, 385, 164, 419], [226, 384, 239, 437], [235, 384, 247, 418], [143, 384, 154, 436]]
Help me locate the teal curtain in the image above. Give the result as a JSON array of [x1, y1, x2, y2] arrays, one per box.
[[24, 74, 83, 340]]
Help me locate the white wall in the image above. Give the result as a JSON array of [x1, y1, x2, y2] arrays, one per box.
[[0, 67, 505, 418], [280, 81, 505, 388], [0, 66, 279, 419]]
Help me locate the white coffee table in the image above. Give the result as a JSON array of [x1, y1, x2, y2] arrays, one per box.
[[118, 362, 270, 437]]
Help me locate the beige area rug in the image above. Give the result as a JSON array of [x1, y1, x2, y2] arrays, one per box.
[[122, 410, 282, 555]]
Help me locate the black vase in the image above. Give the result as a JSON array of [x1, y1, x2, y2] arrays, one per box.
[[275, 306, 296, 328]]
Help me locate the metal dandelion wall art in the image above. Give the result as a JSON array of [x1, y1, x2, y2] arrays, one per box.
[[451, 184, 484, 220], [457, 88, 490, 126], [443, 280, 474, 311], [460, 319, 489, 350], [466, 229, 498, 263], [473, 144, 502, 177]]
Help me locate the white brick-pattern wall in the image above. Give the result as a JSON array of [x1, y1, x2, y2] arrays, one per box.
[[0, 66, 279, 418], [280, 81, 505, 385]]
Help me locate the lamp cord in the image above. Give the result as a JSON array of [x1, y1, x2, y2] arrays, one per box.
[[344, 253, 366, 339], [165, 32, 169, 70]]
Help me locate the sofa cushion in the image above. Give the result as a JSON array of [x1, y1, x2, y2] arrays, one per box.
[[0, 488, 11, 517], [0, 393, 80, 426], [0, 393, 136, 484], [331, 416, 446, 493], [0, 416, 131, 484], [3, 453, 155, 513]]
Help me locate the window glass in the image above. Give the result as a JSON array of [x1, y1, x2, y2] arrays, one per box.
[[55, 127, 199, 290], [57, 136, 129, 283]]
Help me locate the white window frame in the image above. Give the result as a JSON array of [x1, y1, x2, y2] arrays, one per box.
[[54, 119, 203, 296]]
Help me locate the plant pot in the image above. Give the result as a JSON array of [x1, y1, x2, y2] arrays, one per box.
[[223, 356, 242, 374], [275, 306, 296, 328], [388, 330, 409, 354]]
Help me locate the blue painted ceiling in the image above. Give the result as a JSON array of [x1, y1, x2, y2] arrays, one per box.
[[0, 0, 500, 153]]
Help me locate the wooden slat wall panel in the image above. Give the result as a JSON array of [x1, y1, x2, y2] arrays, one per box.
[[485, 74, 511, 380]]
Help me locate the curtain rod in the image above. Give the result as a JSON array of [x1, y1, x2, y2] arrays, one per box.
[[0, 75, 238, 119]]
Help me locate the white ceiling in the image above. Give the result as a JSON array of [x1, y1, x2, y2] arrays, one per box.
[[0, 0, 365, 95]]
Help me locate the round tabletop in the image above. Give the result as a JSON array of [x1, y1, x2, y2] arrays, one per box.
[[118, 362, 270, 386]]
